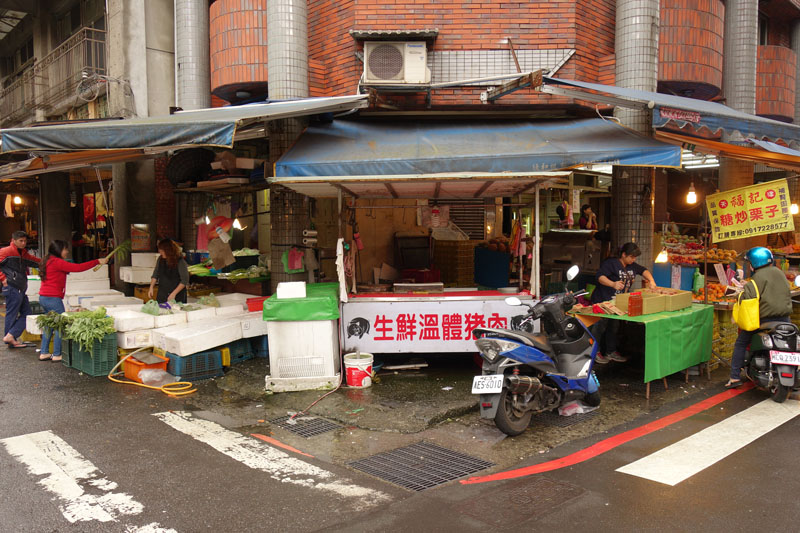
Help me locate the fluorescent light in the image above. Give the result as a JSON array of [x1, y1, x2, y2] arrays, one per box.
[[792, 203, 799, 215], [233, 218, 242, 230], [12, 196, 21, 204], [204, 215, 210, 224]]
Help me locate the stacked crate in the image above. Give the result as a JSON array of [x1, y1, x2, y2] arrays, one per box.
[[433, 240, 478, 287], [711, 308, 737, 371]]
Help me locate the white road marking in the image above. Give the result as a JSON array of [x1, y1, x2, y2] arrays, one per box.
[[0, 430, 156, 527], [617, 398, 800, 486], [154, 411, 390, 509]]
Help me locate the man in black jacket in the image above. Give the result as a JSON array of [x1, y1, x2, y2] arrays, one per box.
[[0, 231, 40, 348]]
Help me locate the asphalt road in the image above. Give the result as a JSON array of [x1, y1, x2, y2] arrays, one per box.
[[3, 345, 800, 532]]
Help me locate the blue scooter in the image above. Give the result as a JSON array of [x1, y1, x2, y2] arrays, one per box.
[[472, 267, 600, 436]]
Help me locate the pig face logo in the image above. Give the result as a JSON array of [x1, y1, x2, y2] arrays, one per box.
[[347, 317, 371, 338]]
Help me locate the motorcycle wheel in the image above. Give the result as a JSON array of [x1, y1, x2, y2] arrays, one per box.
[[771, 381, 790, 403], [494, 389, 532, 437], [584, 390, 601, 407]]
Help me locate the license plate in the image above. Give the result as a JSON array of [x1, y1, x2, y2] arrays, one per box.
[[769, 350, 800, 365], [472, 374, 504, 394]]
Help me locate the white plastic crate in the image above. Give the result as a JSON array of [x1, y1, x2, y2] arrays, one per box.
[[184, 306, 216, 322], [131, 253, 160, 269], [107, 310, 155, 332], [266, 320, 340, 378], [87, 297, 144, 310], [70, 264, 108, 280], [215, 305, 247, 318], [26, 314, 42, 335], [164, 317, 243, 356], [25, 279, 41, 297], [119, 266, 153, 284], [117, 329, 153, 349], [240, 312, 269, 338]]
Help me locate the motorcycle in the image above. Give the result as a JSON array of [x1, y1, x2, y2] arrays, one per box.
[[744, 319, 800, 403], [472, 266, 600, 436]]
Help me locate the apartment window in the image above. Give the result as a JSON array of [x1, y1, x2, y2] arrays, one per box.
[[15, 38, 33, 68], [759, 14, 769, 46]]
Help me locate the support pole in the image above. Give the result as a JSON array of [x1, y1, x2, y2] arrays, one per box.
[[533, 185, 541, 297]]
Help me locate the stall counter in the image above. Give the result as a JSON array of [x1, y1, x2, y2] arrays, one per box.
[[342, 290, 535, 354]]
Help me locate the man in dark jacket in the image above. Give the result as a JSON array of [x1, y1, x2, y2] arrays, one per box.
[[0, 231, 40, 348], [727, 246, 793, 388]]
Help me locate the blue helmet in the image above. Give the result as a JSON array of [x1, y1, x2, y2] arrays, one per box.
[[746, 246, 773, 269]]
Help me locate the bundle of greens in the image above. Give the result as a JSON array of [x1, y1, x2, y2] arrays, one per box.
[[141, 300, 172, 316], [198, 294, 220, 307], [36, 311, 70, 334], [62, 307, 115, 356]]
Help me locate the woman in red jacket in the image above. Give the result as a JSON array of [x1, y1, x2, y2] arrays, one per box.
[[37, 240, 107, 362]]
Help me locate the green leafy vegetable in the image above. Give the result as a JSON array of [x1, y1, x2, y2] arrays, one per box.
[[62, 307, 115, 356]]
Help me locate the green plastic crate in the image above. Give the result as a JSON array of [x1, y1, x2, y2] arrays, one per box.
[[69, 334, 118, 377]]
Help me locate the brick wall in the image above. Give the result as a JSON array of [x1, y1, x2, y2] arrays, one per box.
[[154, 156, 176, 241], [308, 0, 357, 97]]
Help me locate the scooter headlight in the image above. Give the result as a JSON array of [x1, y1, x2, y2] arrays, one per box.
[[476, 339, 520, 362]]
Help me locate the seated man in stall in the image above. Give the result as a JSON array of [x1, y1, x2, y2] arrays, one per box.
[[590, 242, 657, 364]]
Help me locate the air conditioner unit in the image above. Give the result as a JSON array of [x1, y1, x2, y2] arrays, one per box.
[[363, 41, 431, 84]]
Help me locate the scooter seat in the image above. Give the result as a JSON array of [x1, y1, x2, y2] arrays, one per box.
[[474, 327, 552, 353], [760, 321, 799, 335]]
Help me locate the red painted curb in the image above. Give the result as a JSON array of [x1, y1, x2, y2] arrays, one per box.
[[460, 382, 755, 485]]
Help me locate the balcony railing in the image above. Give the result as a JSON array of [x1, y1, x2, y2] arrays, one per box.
[[0, 67, 36, 126], [35, 27, 107, 110]]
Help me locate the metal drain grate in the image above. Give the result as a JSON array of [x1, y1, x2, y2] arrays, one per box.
[[533, 409, 598, 428], [269, 415, 341, 438], [457, 476, 584, 526], [349, 441, 494, 491]]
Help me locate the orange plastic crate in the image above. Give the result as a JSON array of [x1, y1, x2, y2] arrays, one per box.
[[124, 353, 169, 383]]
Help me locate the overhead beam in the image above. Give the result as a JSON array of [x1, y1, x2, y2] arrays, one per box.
[[433, 182, 441, 199], [482, 70, 543, 103], [384, 182, 399, 198], [332, 182, 359, 199], [473, 181, 493, 198], [539, 85, 648, 110]]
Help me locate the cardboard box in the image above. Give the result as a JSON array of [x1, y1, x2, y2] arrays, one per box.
[[615, 291, 666, 315], [650, 287, 693, 311]]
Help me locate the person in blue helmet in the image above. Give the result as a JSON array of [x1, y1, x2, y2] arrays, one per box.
[[726, 246, 792, 389]]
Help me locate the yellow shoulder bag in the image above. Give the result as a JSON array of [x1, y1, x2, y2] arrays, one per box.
[[732, 280, 760, 331]]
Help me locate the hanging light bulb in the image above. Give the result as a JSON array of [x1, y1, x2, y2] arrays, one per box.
[[12, 196, 21, 205], [655, 248, 669, 263], [792, 203, 799, 215], [232, 218, 242, 230], [686, 182, 697, 205]]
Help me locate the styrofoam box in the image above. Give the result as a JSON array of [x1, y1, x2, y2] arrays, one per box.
[[184, 306, 217, 322], [277, 281, 307, 299], [65, 279, 111, 293], [26, 314, 42, 335], [164, 317, 243, 356], [266, 320, 339, 378], [67, 290, 123, 307], [153, 310, 187, 328], [87, 297, 144, 310], [214, 293, 251, 307], [70, 264, 108, 280], [152, 323, 194, 351], [117, 329, 153, 349], [240, 312, 269, 338], [107, 310, 155, 332], [26, 279, 41, 297], [131, 253, 160, 269], [119, 266, 153, 284], [215, 305, 247, 318]]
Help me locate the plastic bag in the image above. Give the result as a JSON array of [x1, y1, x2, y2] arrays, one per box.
[[138, 368, 177, 387], [199, 293, 220, 307], [558, 400, 599, 417], [141, 300, 161, 316]]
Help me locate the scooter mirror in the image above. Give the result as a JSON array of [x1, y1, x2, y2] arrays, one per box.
[[566, 265, 580, 281], [504, 296, 522, 306]]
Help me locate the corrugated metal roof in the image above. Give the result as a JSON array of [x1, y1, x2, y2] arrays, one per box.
[[349, 29, 439, 42]]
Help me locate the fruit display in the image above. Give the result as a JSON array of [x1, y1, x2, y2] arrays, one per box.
[[695, 283, 737, 303], [773, 244, 800, 256], [663, 232, 699, 245], [705, 247, 739, 263]]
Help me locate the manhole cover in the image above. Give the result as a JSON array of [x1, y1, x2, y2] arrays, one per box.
[[269, 415, 341, 438], [458, 476, 584, 526], [533, 409, 598, 428], [349, 441, 494, 491]]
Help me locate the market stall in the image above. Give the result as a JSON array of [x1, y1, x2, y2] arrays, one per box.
[[269, 117, 683, 358]]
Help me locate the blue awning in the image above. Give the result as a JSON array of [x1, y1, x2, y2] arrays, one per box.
[[542, 77, 800, 145], [274, 118, 681, 179], [0, 95, 369, 153]]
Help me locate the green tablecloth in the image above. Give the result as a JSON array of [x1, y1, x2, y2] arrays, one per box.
[[578, 304, 713, 382], [262, 282, 340, 322]]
